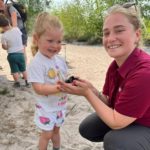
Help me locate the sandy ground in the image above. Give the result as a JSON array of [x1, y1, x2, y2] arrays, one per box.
[[0, 37, 113, 150]]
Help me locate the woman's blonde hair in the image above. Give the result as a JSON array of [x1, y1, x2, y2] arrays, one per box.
[[31, 12, 63, 56], [104, 4, 143, 47]]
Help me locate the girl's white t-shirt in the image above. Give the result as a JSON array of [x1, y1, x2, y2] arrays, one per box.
[[27, 51, 68, 112]]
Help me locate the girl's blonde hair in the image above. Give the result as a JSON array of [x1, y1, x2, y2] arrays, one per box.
[[104, 4, 143, 47], [31, 12, 64, 56]]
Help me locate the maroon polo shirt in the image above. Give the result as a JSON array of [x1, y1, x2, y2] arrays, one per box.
[[103, 48, 150, 127]]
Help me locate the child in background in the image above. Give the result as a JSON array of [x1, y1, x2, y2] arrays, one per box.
[[0, 0, 28, 63], [0, 14, 29, 88], [27, 12, 68, 150]]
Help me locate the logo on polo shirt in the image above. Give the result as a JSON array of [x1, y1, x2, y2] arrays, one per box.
[[118, 87, 122, 92]]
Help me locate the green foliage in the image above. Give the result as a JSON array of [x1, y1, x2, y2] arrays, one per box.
[[52, 0, 107, 44], [143, 18, 150, 45], [51, 0, 150, 44], [17, 0, 53, 34], [17, 0, 150, 45]]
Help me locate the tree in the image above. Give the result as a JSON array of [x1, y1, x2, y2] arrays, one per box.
[[17, 0, 53, 33], [17, 0, 150, 44]]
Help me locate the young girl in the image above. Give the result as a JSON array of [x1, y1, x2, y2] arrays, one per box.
[[27, 12, 68, 150]]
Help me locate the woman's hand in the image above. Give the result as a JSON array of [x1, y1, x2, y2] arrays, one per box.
[[58, 78, 93, 97], [77, 79, 100, 96]]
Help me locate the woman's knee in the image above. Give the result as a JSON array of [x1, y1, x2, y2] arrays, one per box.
[[79, 113, 110, 142], [79, 118, 91, 140]]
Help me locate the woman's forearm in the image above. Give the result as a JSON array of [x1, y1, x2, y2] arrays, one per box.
[[86, 90, 115, 127], [85, 90, 135, 129], [91, 87, 109, 105]]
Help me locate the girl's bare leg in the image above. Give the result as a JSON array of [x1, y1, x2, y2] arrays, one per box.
[[39, 130, 53, 150], [51, 126, 60, 149]]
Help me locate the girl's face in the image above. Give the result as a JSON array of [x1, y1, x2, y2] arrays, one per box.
[[36, 28, 63, 58], [102, 13, 141, 66]]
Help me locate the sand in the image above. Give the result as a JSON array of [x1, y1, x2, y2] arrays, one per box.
[[0, 37, 112, 150]]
